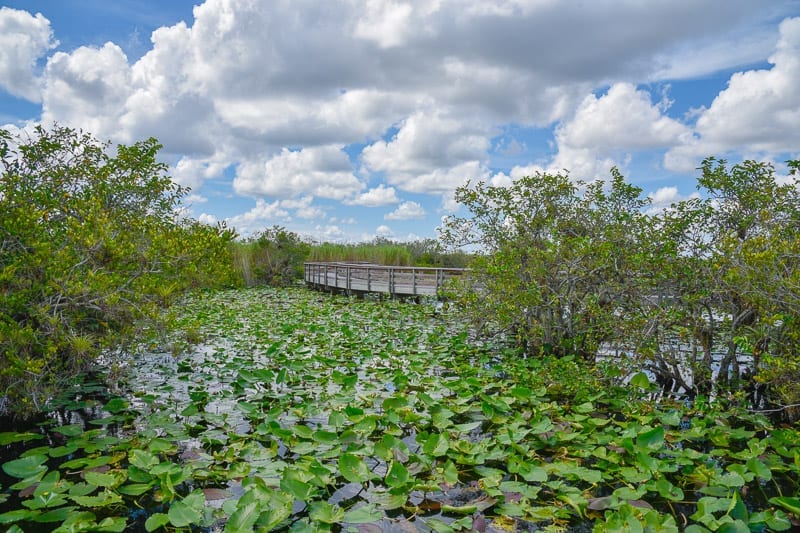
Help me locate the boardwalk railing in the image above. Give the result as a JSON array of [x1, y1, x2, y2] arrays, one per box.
[[304, 262, 466, 298]]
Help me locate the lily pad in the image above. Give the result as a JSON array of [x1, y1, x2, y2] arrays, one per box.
[[2, 455, 48, 479]]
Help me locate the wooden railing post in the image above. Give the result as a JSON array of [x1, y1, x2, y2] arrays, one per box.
[[303, 262, 465, 299]]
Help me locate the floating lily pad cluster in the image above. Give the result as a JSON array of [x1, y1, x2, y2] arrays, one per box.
[[1, 287, 799, 532]]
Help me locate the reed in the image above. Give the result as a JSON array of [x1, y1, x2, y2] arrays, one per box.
[[308, 243, 413, 265]]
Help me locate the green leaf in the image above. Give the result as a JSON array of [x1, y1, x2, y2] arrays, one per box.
[[339, 453, 372, 484], [630, 372, 651, 390], [0, 509, 40, 525], [168, 498, 204, 527], [423, 433, 450, 457], [443, 460, 460, 485], [716, 520, 750, 533], [84, 470, 125, 488], [715, 472, 745, 488], [30, 506, 78, 523], [424, 517, 455, 533], [655, 478, 684, 501], [280, 478, 313, 501], [92, 516, 127, 532], [71, 489, 122, 508], [636, 426, 664, 450], [148, 438, 175, 453], [312, 430, 339, 444], [452, 421, 482, 433], [145, 513, 170, 532], [104, 397, 129, 414], [255, 490, 293, 530], [128, 449, 158, 470], [2, 454, 48, 478], [510, 385, 532, 400], [769, 496, 800, 516], [309, 501, 344, 524], [372, 488, 408, 510], [765, 510, 793, 531], [117, 483, 153, 496], [746, 457, 772, 481], [343, 504, 383, 524], [385, 461, 409, 488], [53, 424, 85, 437], [518, 462, 547, 483], [0, 432, 43, 445], [225, 501, 260, 532]]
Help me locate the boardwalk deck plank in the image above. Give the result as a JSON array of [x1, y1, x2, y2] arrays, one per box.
[[304, 262, 465, 298]]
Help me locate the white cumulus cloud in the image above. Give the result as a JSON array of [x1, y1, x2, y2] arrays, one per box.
[[549, 83, 692, 179], [42, 43, 132, 141], [375, 224, 394, 237], [347, 185, 400, 207], [385, 200, 426, 220], [233, 145, 364, 200], [666, 17, 800, 171], [226, 198, 291, 236], [363, 110, 491, 194], [0, 7, 55, 102]]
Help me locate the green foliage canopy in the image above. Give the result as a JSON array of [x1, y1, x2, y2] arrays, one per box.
[[0, 125, 237, 417], [441, 169, 652, 360], [441, 159, 800, 413]]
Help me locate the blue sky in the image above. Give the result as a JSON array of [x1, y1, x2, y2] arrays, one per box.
[[2, 1, 799, 242]]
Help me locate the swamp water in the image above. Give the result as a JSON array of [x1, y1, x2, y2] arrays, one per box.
[[1, 287, 799, 532]]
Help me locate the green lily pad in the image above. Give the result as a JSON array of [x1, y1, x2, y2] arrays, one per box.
[[0, 432, 43, 445], [145, 513, 170, 532], [343, 504, 383, 524], [2, 455, 48, 479], [385, 461, 409, 488], [309, 501, 345, 524], [167, 498, 204, 527], [339, 453, 373, 484]]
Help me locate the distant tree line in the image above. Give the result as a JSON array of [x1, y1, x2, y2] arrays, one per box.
[[441, 158, 800, 418]]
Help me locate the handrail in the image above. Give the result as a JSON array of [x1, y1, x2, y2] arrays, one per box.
[[303, 262, 466, 298], [303, 261, 466, 272]]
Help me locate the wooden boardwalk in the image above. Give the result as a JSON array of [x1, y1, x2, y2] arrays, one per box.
[[304, 262, 466, 298]]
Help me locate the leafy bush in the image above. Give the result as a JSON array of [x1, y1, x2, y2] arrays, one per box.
[[441, 169, 651, 360], [441, 159, 800, 417], [0, 125, 237, 417]]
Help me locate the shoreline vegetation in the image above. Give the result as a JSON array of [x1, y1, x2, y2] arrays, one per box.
[[1, 126, 799, 530]]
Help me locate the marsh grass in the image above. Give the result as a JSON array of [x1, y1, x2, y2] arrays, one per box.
[[308, 242, 414, 265]]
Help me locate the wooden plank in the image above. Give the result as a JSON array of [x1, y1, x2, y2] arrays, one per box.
[[304, 262, 465, 298]]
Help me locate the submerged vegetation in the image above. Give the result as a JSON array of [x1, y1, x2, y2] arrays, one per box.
[[1, 287, 799, 532]]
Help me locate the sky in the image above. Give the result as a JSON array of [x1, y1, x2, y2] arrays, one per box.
[[2, 0, 799, 243]]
